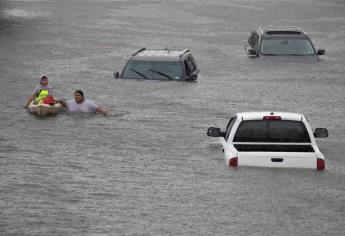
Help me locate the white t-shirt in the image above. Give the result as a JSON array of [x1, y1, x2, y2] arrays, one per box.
[[66, 99, 99, 113]]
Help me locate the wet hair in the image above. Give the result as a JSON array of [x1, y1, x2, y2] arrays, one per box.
[[74, 90, 84, 96]]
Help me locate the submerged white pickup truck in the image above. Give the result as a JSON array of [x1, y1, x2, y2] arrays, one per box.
[[207, 112, 328, 170]]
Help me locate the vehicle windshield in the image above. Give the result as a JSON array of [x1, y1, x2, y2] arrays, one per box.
[[261, 38, 315, 55], [233, 120, 311, 143], [122, 60, 182, 80]]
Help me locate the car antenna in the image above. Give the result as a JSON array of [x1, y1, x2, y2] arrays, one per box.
[[165, 42, 169, 52]]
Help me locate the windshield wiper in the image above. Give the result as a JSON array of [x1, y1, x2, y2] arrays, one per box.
[[130, 68, 149, 79], [148, 69, 173, 80], [263, 53, 307, 56], [283, 54, 305, 56]]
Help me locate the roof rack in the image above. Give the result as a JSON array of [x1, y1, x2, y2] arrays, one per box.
[[179, 48, 190, 57], [266, 31, 302, 35], [258, 26, 304, 34], [132, 47, 146, 56]]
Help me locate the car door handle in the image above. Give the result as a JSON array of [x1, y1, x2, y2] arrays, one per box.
[[271, 158, 284, 162]]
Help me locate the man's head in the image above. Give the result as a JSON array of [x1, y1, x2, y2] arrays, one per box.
[[74, 90, 85, 104], [40, 75, 48, 85]]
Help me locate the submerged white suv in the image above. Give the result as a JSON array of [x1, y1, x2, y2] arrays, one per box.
[[207, 112, 328, 170]]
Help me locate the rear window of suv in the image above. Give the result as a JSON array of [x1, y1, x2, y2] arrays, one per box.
[[123, 60, 182, 80], [233, 120, 311, 143], [261, 38, 315, 55]]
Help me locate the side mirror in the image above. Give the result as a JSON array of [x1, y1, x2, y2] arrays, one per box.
[[187, 72, 198, 81], [207, 127, 223, 137], [247, 48, 257, 56], [317, 49, 325, 55], [114, 72, 120, 79], [314, 128, 328, 138]]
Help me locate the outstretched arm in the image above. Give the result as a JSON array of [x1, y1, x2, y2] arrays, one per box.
[[56, 99, 67, 108], [96, 106, 108, 116], [24, 94, 35, 108]]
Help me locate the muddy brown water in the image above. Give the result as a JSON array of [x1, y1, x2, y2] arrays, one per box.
[[1, 0, 344, 235]]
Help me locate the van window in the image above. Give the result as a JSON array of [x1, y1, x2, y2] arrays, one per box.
[[184, 60, 191, 75], [249, 32, 259, 48]]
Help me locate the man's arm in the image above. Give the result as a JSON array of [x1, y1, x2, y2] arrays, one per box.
[[24, 94, 35, 108], [56, 99, 67, 108], [96, 106, 108, 116]]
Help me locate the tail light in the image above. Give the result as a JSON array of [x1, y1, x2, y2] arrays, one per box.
[[229, 157, 238, 167], [317, 158, 325, 171], [263, 116, 281, 120]]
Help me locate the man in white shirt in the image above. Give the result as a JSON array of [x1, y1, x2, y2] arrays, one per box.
[[59, 90, 108, 115]]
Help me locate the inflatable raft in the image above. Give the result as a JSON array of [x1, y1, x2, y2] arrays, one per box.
[[28, 102, 64, 117]]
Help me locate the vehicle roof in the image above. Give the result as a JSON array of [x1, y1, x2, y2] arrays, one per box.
[[236, 111, 304, 121], [256, 26, 307, 38], [131, 48, 190, 62]]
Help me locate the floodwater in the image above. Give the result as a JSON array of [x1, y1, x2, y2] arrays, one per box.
[[1, 0, 345, 235]]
